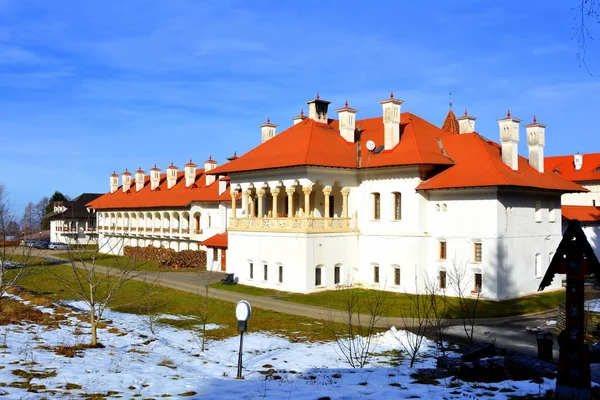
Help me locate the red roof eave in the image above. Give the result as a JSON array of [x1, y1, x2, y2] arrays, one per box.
[[199, 232, 228, 248]]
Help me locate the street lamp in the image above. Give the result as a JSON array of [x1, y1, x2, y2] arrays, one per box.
[[235, 300, 252, 379]]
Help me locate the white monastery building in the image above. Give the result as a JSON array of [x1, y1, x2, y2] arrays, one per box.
[[89, 94, 587, 301], [48, 193, 103, 245]]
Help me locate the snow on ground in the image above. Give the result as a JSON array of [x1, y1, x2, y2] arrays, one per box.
[[0, 296, 556, 399]]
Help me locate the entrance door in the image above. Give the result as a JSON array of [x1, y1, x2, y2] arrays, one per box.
[[221, 250, 227, 271]]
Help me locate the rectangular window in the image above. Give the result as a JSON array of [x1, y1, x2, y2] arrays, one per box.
[[394, 192, 402, 220], [278, 265, 283, 283], [548, 201, 555, 223], [373, 193, 380, 220], [249, 262, 254, 279], [373, 265, 380, 283], [334, 266, 340, 285], [394, 267, 400, 286], [535, 201, 542, 223], [439, 241, 447, 260], [474, 243, 482, 262], [213, 248, 218, 262], [263, 264, 268, 281], [474, 273, 482, 292], [439, 271, 447, 289], [315, 267, 322, 286], [534, 254, 542, 278]]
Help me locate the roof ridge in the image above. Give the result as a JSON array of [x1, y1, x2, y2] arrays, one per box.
[[474, 133, 510, 185]]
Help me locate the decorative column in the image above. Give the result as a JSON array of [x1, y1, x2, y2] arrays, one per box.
[[243, 190, 249, 218], [257, 189, 265, 218], [271, 188, 280, 218], [286, 188, 295, 218], [323, 186, 332, 218], [230, 191, 238, 219], [341, 187, 350, 218], [302, 186, 312, 218], [249, 191, 256, 218]]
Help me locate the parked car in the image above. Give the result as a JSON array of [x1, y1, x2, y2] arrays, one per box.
[[21, 239, 37, 247], [48, 242, 72, 250], [33, 241, 50, 249]]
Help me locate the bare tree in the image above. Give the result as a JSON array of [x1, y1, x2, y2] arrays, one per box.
[[196, 269, 220, 352], [424, 272, 450, 357], [574, 0, 600, 71], [323, 285, 394, 368], [398, 276, 432, 368], [448, 260, 482, 345], [35, 197, 49, 232], [21, 202, 38, 235]]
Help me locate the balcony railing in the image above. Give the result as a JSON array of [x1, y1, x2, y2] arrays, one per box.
[[229, 217, 354, 233]]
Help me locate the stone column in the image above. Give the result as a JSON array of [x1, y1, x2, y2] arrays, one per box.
[[302, 186, 312, 218], [341, 187, 350, 218], [249, 191, 256, 218], [271, 188, 280, 217], [286, 188, 295, 218], [243, 190, 249, 218], [230, 191, 237, 219], [323, 186, 332, 218], [257, 189, 265, 218]]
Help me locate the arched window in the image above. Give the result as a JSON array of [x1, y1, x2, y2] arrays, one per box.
[[393, 192, 401, 220], [372, 193, 380, 220], [278, 264, 283, 283], [373, 264, 380, 284], [535, 201, 542, 222], [334, 264, 343, 285], [248, 261, 254, 280], [391, 264, 401, 286], [534, 253, 542, 278], [315, 264, 324, 286], [436, 204, 440, 212]]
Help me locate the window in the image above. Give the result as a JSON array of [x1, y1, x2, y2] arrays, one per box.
[[439, 241, 447, 260], [535, 201, 542, 223], [548, 202, 555, 223], [474, 242, 482, 262], [334, 265, 341, 285], [439, 270, 447, 289], [594, 200, 597, 206], [534, 253, 542, 278], [373, 193, 381, 220], [213, 248, 218, 262], [208, 214, 212, 227], [373, 265, 380, 283], [249, 262, 254, 279], [315, 267, 322, 286], [278, 265, 283, 283], [329, 195, 335, 218], [436, 204, 440, 212], [263, 264, 268, 281], [393, 192, 402, 220], [474, 273, 482, 292], [394, 267, 401, 286], [442, 204, 447, 212]]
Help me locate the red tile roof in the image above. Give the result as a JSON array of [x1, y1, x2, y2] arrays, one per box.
[[199, 232, 228, 248], [416, 133, 586, 192], [86, 170, 233, 210], [545, 153, 600, 182], [209, 113, 454, 175], [562, 206, 600, 222], [441, 110, 459, 135]]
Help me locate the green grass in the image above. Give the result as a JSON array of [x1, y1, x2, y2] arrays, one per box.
[[1, 253, 56, 266], [52, 251, 191, 273], [213, 283, 565, 319], [13, 265, 343, 342]]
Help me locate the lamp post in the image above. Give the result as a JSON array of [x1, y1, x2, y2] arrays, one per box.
[[235, 300, 252, 379]]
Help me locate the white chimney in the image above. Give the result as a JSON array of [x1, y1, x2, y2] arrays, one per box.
[[204, 156, 217, 186], [184, 159, 197, 187], [150, 164, 161, 190], [135, 167, 145, 192], [110, 171, 119, 194], [166, 163, 178, 189], [379, 91, 404, 150], [574, 153, 583, 170], [525, 116, 546, 173], [260, 118, 278, 143], [122, 169, 132, 192], [306, 94, 331, 124], [218, 177, 228, 195], [292, 109, 307, 125], [497, 110, 521, 171], [336, 100, 358, 143], [456, 109, 477, 134]]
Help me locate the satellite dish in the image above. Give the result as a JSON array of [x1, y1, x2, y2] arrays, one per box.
[[366, 140, 376, 151]]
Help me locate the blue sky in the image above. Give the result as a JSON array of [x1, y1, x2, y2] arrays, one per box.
[[1, 0, 599, 215]]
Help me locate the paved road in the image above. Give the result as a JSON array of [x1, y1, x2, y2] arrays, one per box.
[[23, 248, 560, 357]]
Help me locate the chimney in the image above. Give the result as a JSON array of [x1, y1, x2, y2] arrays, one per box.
[[167, 162, 178, 189], [525, 116, 546, 173], [306, 93, 331, 124], [574, 153, 583, 170], [204, 156, 217, 186], [497, 110, 521, 171], [292, 109, 307, 125], [150, 164, 161, 190], [218, 177, 228, 195], [110, 171, 119, 194], [336, 100, 358, 143], [260, 118, 278, 143], [122, 169, 132, 192], [456, 109, 477, 134], [379, 91, 404, 150], [135, 167, 145, 192], [184, 159, 197, 187]]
